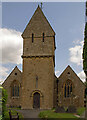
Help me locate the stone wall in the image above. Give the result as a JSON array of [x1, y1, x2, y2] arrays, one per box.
[[58, 66, 85, 107], [21, 57, 54, 109], [2, 67, 22, 107], [23, 37, 55, 57]]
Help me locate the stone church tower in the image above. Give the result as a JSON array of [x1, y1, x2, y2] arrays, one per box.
[[21, 5, 56, 109]]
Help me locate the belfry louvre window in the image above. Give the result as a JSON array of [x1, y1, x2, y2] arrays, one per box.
[[64, 80, 73, 98], [11, 80, 20, 97], [32, 33, 34, 43], [43, 33, 44, 42]]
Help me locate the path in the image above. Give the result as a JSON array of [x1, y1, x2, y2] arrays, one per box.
[[80, 111, 85, 118], [16, 109, 43, 118]]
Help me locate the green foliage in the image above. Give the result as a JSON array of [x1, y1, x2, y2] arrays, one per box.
[[84, 81, 87, 88], [0, 87, 23, 119], [39, 110, 77, 118], [2, 88, 8, 119], [0, 86, 2, 120], [83, 2, 87, 72], [77, 107, 85, 116], [0, 115, 2, 120], [4, 109, 23, 119], [83, 24, 87, 71], [39, 108, 85, 118]]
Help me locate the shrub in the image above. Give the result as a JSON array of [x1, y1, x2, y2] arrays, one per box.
[[2, 87, 8, 119]]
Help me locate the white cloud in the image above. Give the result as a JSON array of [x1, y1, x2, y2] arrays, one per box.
[[0, 65, 9, 84], [78, 71, 86, 83], [55, 70, 60, 77], [73, 40, 80, 44], [69, 40, 83, 66], [0, 28, 23, 64], [0, 66, 8, 77]]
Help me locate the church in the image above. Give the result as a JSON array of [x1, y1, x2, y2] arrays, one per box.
[[2, 5, 85, 109]]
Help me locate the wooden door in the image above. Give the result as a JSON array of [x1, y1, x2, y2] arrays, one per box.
[[33, 92, 40, 108]]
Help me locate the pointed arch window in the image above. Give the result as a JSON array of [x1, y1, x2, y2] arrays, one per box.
[[70, 84, 72, 93], [67, 85, 69, 97], [64, 80, 73, 98], [64, 84, 66, 97], [11, 80, 20, 97]]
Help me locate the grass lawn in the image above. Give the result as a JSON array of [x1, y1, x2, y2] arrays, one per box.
[[77, 107, 85, 116], [39, 107, 85, 119], [39, 110, 77, 118]]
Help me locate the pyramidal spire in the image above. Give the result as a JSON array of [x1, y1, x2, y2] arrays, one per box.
[[37, 4, 42, 10], [37, 4, 42, 11], [22, 5, 55, 38], [38, 4, 40, 8]]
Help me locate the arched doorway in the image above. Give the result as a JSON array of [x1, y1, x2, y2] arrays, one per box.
[[33, 92, 40, 108]]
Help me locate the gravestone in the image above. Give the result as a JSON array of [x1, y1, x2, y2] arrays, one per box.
[[55, 105, 65, 113], [66, 105, 77, 113]]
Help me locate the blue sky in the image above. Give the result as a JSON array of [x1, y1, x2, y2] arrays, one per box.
[[1, 2, 86, 83]]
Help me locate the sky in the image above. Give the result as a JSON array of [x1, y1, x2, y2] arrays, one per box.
[[0, 2, 86, 83]]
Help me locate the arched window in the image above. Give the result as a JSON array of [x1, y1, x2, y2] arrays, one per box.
[[70, 84, 72, 93], [64, 84, 66, 97], [67, 85, 69, 97], [11, 80, 20, 97], [64, 80, 73, 98]]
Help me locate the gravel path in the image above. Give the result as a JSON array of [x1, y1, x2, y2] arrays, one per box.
[[16, 109, 43, 118], [80, 111, 85, 118]]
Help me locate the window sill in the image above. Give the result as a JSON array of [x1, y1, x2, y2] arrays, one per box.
[[11, 96, 20, 99], [64, 97, 71, 99]]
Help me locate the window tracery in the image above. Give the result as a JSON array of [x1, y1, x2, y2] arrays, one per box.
[[11, 80, 20, 97], [64, 80, 73, 98]]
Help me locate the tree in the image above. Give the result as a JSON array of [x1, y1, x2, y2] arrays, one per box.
[[83, 1, 87, 75], [83, 1, 87, 119], [1, 87, 8, 119]]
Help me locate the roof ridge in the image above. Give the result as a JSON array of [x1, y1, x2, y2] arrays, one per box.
[[2, 66, 21, 85], [58, 65, 85, 86]]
